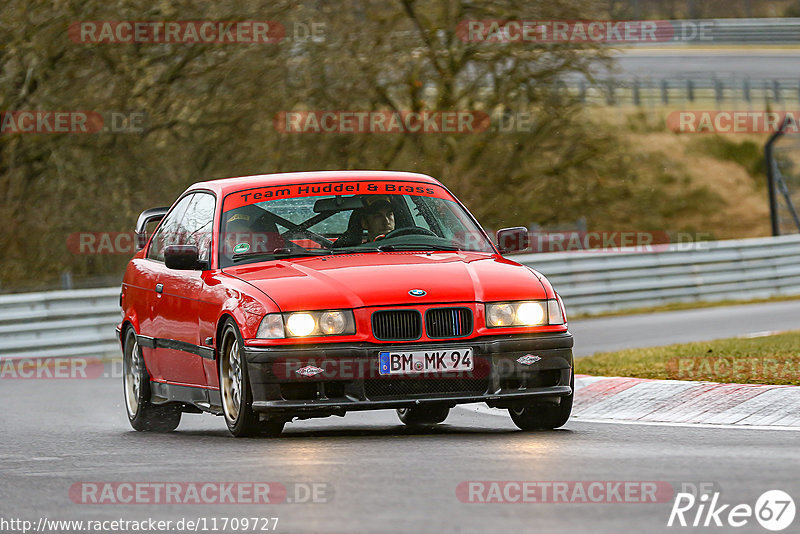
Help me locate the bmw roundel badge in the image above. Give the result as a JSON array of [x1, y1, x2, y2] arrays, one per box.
[[408, 289, 427, 297]]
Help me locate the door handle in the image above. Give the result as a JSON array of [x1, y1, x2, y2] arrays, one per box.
[[155, 283, 163, 294]]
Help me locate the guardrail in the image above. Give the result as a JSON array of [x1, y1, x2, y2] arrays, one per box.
[[0, 287, 121, 360], [627, 18, 800, 45], [1, 234, 799, 360], [567, 77, 800, 106], [516, 233, 800, 314]]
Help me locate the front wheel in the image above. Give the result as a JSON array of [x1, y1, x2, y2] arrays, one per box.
[[219, 319, 284, 438], [508, 374, 574, 430], [122, 328, 181, 432], [396, 405, 450, 426]]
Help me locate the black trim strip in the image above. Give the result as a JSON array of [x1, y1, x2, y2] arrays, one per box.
[[150, 381, 222, 413], [136, 334, 215, 360], [136, 335, 156, 348], [197, 346, 216, 360], [251, 386, 573, 412]]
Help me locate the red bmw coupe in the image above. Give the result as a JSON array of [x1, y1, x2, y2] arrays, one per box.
[[118, 171, 574, 437]]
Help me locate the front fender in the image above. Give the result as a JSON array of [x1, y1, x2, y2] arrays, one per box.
[[218, 293, 269, 340]]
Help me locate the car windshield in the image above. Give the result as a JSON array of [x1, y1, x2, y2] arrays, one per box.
[[219, 180, 495, 267]]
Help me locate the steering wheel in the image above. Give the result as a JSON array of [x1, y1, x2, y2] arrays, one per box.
[[381, 227, 438, 239]]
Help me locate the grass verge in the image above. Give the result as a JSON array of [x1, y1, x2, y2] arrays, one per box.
[[577, 330, 800, 386]]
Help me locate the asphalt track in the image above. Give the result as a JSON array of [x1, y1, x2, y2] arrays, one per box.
[[5, 42, 800, 534], [1, 303, 798, 533]]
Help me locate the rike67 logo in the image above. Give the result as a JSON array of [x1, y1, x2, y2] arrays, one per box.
[[668, 490, 795, 531]]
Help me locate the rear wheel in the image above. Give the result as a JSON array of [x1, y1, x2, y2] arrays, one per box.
[[508, 373, 573, 430], [396, 405, 450, 426], [122, 328, 181, 432], [219, 319, 284, 438]]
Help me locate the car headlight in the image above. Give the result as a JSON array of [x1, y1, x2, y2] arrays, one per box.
[[485, 300, 564, 327], [256, 310, 356, 339], [286, 313, 316, 337], [256, 314, 285, 338], [487, 303, 515, 326], [516, 302, 545, 325], [319, 311, 348, 335], [549, 297, 566, 325]]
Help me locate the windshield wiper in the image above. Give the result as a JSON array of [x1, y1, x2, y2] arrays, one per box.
[[375, 243, 460, 252], [232, 248, 332, 262]]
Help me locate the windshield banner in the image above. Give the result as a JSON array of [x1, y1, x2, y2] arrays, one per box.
[[223, 180, 449, 211]]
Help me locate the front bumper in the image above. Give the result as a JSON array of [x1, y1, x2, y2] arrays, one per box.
[[243, 332, 573, 415]]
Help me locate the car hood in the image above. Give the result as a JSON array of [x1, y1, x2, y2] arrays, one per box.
[[224, 252, 547, 311]]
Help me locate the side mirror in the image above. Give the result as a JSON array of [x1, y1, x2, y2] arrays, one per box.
[[164, 245, 202, 270], [496, 227, 529, 254], [135, 207, 170, 250]]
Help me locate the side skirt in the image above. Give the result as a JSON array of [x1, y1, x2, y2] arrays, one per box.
[[150, 381, 224, 415]]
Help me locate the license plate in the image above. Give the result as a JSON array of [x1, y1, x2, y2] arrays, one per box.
[[378, 348, 474, 375]]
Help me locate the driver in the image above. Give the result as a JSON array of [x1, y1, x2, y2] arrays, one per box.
[[361, 196, 395, 241]]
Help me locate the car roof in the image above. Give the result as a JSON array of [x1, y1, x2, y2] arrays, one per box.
[[187, 170, 443, 197]]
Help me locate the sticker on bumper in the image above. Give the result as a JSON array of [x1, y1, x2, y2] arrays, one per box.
[[516, 354, 542, 365]]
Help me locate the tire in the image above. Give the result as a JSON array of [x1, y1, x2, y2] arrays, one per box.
[[219, 319, 284, 438], [508, 373, 573, 430], [122, 327, 182, 432], [396, 405, 450, 426]]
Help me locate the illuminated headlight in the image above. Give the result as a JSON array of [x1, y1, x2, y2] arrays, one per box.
[[485, 300, 564, 327], [516, 302, 545, 325], [286, 313, 316, 337], [256, 310, 355, 339]]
